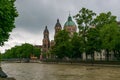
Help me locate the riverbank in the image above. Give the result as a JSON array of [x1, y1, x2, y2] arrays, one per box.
[[40, 60, 120, 67], [40, 63, 120, 68], [0, 78, 16, 80], [2, 60, 120, 67]]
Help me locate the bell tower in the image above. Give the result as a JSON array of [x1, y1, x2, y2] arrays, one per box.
[[42, 26, 50, 57], [54, 19, 62, 38]]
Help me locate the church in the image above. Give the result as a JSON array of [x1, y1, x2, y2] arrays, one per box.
[[41, 14, 77, 58]]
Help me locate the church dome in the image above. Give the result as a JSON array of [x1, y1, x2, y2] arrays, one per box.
[[64, 15, 76, 27]]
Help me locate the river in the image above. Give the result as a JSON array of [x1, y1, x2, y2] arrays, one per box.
[[1, 63, 120, 80]]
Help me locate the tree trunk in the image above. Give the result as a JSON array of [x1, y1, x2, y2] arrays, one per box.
[[106, 49, 109, 61], [91, 52, 94, 65], [93, 52, 95, 61], [86, 53, 88, 61], [100, 52, 102, 61], [118, 50, 120, 60], [113, 50, 117, 60]]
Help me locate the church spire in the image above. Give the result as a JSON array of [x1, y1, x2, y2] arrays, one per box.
[[55, 19, 61, 27], [68, 13, 72, 21], [44, 26, 49, 33], [69, 11, 71, 17], [54, 19, 62, 38], [57, 19, 59, 23], [43, 26, 49, 39], [42, 26, 50, 57]]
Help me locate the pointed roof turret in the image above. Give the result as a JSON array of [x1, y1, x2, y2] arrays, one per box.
[[44, 26, 49, 33], [55, 19, 61, 28], [57, 19, 59, 22], [68, 13, 72, 21]]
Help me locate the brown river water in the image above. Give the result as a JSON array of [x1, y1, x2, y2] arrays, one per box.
[[1, 63, 120, 80]]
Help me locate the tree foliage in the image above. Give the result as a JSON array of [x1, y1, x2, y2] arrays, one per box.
[[86, 28, 101, 60], [74, 8, 96, 60], [0, 0, 18, 46], [51, 31, 84, 59], [71, 33, 83, 58], [52, 30, 72, 59], [2, 43, 41, 59], [100, 22, 120, 60], [74, 7, 96, 36], [93, 12, 117, 29]]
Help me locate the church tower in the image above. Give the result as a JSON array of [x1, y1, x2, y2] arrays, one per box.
[[54, 19, 62, 38], [42, 26, 50, 57], [64, 14, 77, 36]]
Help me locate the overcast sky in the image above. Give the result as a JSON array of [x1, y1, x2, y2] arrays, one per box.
[[0, 0, 120, 53]]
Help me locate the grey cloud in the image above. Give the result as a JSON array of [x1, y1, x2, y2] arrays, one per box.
[[15, 0, 120, 32]]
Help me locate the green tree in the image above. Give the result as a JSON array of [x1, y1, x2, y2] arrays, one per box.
[[0, 0, 18, 46], [92, 12, 117, 61], [100, 22, 119, 61], [21, 43, 33, 58], [2, 43, 41, 59], [0, 0, 18, 70], [33, 47, 41, 58], [93, 12, 116, 29], [86, 28, 101, 61], [114, 29, 120, 60], [54, 42, 72, 59], [74, 8, 96, 60], [71, 33, 83, 59], [74, 7, 96, 36], [55, 30, 70, 45], [51, 30, 72, 59]]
